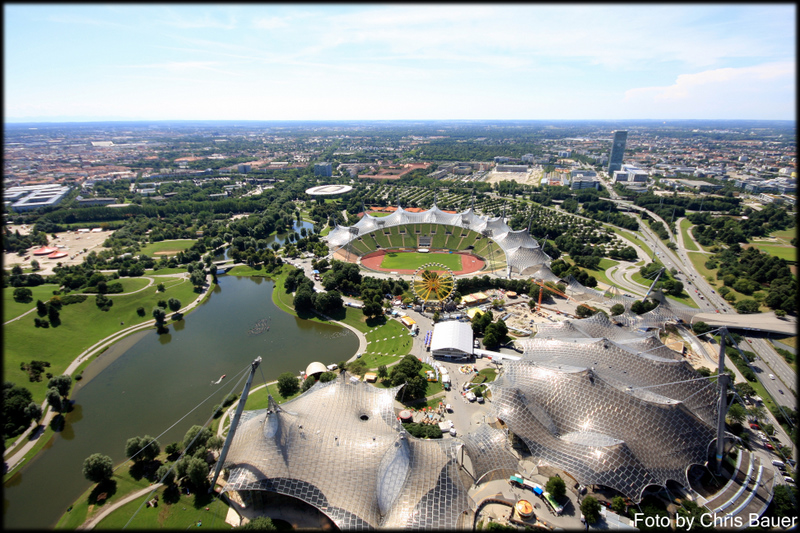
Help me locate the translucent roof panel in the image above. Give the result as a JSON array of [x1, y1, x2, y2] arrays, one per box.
[[490, 361, 716, 502], [221, 374, 475, 529]]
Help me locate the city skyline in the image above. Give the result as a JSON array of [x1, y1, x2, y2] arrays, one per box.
[[4, 4, 796, 122]]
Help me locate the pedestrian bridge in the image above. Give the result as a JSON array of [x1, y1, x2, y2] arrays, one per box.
[[689, 311, 796, 335]]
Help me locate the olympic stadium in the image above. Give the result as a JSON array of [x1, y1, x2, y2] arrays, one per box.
[[325, 204, 553, 278], [212, 205, 769, 529]]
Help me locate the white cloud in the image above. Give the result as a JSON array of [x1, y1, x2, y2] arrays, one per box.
[[622, 62, 795, 118]]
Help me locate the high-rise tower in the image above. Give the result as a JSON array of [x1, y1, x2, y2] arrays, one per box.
[[608, 130, 628, 174]]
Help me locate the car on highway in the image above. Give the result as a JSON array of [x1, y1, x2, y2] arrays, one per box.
[[778, 389, 784, 395], [769, 374, 775, 380], [765, 443, 774, 450]]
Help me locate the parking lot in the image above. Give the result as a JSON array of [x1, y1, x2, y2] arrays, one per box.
[[4, 225, 113, 276]]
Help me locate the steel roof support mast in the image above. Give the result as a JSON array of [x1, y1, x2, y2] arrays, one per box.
[[209, 356, 262, 492], [714, 328, 729, 475]]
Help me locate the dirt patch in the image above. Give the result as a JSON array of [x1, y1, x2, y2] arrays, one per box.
[[3, 228, 113, 276]]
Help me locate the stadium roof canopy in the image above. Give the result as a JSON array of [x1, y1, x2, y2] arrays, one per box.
[[325, 204, 551, 275], [489, 315, 718, 502], [220, 374, 475, 529]]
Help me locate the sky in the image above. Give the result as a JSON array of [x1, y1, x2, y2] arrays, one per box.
[[3, 4, 796, 122]]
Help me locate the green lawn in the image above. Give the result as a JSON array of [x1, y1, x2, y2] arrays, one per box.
[[612, 227, 653, 257], [4, 283, 62, 322], [687, 252, 719, 286], [380, 251, 463, 271], [3, 279, 201, 404], [138, 240, 196, 257], [358, 352, 401, 370], [748, 243, 796, 262], [768, 227, 797, 243], [93, 486, 229, 530], [55, 460, 156, 529], [581, 258, 620, 289], [679, 219, 699, 252], [364, 319, 414, 357]]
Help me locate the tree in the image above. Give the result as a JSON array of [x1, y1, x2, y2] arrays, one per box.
[[546, 476, 566, 500], [735, 299, 760, 314], [24, 401, 42, 424], [186, 456, 210, 488], [47, 374, 72, 398], [318, 371, 336, 383], [576, 304, 595, 318], [234, 517, 277, 530], [735, 382, 755, 400], [152, 307, 167, 324], [727, 403, 747, 425], [36, 299, 48, 316], [13, 287, 33, 303], [692, 321, 711, 335], [772, 485, 795, 518], [610, 303, 625, 316], [277, 372, 300, 398], [31, 259, 40, 271], [157, 283, 166, 292], [126, 435, 161, 462], [293, 287, 314, 312], [167, 298, 182, 312], [377, 365, 389, 380], [83, 453, 114, 483], [580, 496, 602, 525], [611, 495, 626, 515], [182, 425, 212, 456], [206, 435, 224, 451], [363, 300, 383, 319], [155, 463, 176, 485], [46, 387, 64, 413], [137, 306, 146, 316]]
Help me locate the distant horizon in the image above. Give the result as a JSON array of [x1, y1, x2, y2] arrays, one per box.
[[5, 118, 796, 126], [4, 5, 795, 122]]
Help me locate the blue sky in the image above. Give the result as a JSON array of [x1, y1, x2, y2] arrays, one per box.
[[4, 4, 796, 122]]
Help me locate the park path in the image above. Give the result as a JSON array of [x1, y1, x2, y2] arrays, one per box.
[[77, 483, 163, 530], [3, 275, 212, 474]]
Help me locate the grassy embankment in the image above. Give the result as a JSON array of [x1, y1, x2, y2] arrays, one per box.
[[580, 258, 620, 289], [629, 271, 699, 308], [54, 453, 228, 530], [679, 218, 699, 252], [2, 274, 203, 462]]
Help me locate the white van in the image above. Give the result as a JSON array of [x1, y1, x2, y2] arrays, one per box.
[[772, 460, 785, 469], [769, 374, 775, 380]]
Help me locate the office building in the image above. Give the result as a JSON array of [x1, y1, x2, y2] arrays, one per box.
[[314, 162, 332, 177], [607, 130, 628, 174]]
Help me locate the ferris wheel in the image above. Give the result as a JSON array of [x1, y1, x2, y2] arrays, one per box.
[[412, 263, 456, 303]]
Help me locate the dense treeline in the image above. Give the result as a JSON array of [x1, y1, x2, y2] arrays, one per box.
[[706, 245, 796, 314], [688, 204, 795, 246]]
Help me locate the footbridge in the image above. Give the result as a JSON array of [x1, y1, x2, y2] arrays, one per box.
[[689, 311, 796, 335]]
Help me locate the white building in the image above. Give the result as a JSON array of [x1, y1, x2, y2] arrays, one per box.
[[430, 321, 474, 360]]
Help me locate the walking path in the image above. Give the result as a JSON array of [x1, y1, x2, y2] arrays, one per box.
[[3, 275, 212, 474], [77, 483, 163, 530]]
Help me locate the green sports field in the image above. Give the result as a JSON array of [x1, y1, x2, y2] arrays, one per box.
[[380, 252, 463, 271]]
